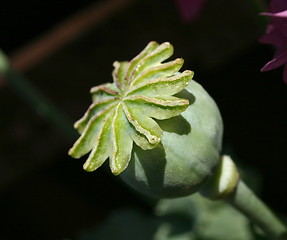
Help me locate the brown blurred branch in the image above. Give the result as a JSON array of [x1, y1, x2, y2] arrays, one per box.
[[0, 0, 136, 87]]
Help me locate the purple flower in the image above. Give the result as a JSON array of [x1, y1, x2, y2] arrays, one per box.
[[175, 0, 207, 22], [260, 0, 287, 83]]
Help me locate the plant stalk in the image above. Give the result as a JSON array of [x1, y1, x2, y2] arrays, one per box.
[[225, 180, 287, 240], [201, 156, 287, 239], [4, 69, 78, 140]]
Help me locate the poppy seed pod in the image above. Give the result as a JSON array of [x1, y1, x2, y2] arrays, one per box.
[[69, 41, 223, 198], [120, 78, 223, 198]]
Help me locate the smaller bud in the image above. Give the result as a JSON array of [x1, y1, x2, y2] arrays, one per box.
[[200, 155, 240, 200]]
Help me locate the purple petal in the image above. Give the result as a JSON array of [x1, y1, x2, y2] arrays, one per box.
[[175, 0, 207, 22], [261, 51, 287, 72], [283, 64, 287, 84], [270, 1, 287, 13], [259, 25, 281, 44], [261, 10, 287, 18]]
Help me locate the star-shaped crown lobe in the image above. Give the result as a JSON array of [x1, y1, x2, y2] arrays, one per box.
[[68, 41, 194, 175]]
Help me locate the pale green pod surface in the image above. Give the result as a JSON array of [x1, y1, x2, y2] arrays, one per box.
[[120, 80, 223, 198]]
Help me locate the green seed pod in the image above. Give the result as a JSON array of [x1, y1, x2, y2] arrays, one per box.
[[69, 41, 223, 198], [120, 79, 223, 198]]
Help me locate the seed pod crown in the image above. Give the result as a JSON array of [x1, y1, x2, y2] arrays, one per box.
[[68, 42, 194, 175]]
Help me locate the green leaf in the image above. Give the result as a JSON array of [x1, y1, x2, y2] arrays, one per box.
[[131, 58, 184, 86], [125, 122, 158, 150], [68, 105, 116, 158], [74, 99, 118, 133], [83, 112, 113, 172], [125, 41, 159, 84], [131, 42, 174, 80], [123, 104, 162, 146], [124, 95, 189, 120], [90, 83, 119, 102], [110, 104, 133, 175], [112, 61, 129, 89], [127, 70, 193, 97]]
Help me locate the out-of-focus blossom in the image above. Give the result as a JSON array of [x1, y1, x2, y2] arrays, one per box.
[[175, 0, 207, 22], [259, 0, 287, 83]]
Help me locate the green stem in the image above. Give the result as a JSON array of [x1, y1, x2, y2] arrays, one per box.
[[4, 69, 78, 140], [201, 155, 287, 239], [1, 49, 77, 140], [0, 47, 77, 140], [225, 180, 287, 240]]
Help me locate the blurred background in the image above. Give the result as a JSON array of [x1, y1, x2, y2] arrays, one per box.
[[0, 0, 286, 239]]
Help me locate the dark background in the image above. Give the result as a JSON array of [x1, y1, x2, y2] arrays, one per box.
[[0, 0, 286, 239]]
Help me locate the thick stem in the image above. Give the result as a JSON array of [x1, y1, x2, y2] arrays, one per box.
[[225, 180, 287, 240], [201, 155, 287, 239]]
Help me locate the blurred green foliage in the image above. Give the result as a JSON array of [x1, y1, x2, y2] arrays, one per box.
[[78, 193, 267, 240]]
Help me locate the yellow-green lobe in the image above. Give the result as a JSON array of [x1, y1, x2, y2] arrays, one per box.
[[68, 41, 194, 175]]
